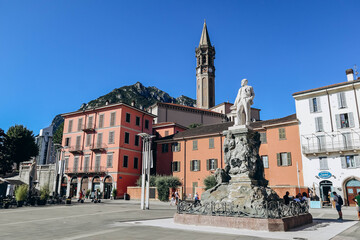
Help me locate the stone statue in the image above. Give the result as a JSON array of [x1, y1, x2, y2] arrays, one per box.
[[234, 79, 255, 126]]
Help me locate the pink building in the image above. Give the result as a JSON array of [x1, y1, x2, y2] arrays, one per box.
[[60, 103, 154, 199]]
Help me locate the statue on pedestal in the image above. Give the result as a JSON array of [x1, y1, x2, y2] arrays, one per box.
[[233, 79, 255, 126]]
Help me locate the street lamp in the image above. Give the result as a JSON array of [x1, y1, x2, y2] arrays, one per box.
[[53, 143, 63, 196], [137, 133, 154, 210]]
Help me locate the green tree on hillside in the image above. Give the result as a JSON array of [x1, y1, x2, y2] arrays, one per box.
[[0, 128, 11, 174], [6, 125, 38, 168], [53, 122, 64, 145]]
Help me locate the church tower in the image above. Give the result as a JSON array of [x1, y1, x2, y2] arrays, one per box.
[[196, 21, 215, 109]]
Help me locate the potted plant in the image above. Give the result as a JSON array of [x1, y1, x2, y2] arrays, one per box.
[[15, 184, 28, 207], [86, 189, 91, 199], [65, 196, 72, 204], [112, 189, 117, 200], [38, 184, 50, 205]]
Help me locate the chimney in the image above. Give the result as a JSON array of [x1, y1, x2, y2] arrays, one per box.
[[346, 69, 354, 81]]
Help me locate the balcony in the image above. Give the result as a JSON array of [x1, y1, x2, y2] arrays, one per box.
[[68, 145, 83, 154], [65, 166, 107, 174], [90, 143, 107, 153], [81, 123, 96, 133], [302, 130, 360, 155]]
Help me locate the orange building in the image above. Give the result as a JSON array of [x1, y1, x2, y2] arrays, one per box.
[[155, 114, 306, 199], [60, 103, 154, 198]]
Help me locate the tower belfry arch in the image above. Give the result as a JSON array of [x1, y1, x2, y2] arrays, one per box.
[[196, 20, 215, 109]]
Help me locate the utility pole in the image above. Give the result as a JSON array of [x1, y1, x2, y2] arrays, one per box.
[[138, 133, 154, 210]]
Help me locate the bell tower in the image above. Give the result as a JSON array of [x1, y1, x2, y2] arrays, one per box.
[[196, 20, 215, 109]]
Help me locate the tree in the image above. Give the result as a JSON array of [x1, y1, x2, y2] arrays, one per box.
[[0, 128, 11, 175], [53, 122, 64, 145], [188, 123, 202, 129], [6, 125, 38, 168], [203, 175, 217, 190]]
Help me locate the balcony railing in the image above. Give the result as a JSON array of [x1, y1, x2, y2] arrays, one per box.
[[81, 123, 96, 133], [302, 130, 360, 155], [65, 166, 107, 174], [68, 145, 83, 154], [90, 143, 107, 152]]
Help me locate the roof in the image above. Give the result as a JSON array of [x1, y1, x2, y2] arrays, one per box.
[[61, 102, 156, 118], [292, 79, 360, 97], [153, 102, 226, 117], [156, 114, 297, 141], [1, 176, 25, 186], [199, 21, 211, 47], [153, 122, 188, 130]]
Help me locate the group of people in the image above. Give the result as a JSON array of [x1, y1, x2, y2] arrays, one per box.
[[333, 191, 360, 221], [283, 191, 308, 205], [170, 190, 180, 206]]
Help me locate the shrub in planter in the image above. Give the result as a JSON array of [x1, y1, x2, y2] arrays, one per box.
[[203, 175, 216, 190], [156, 176, 182, 202], [112, 189, 117, 199], [86, 189, 91, 199], [40, 184, 50, 201], [15, 184, 28, 207], [66, 197, 71, 204]]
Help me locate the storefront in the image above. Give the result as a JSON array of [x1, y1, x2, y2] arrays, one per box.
[[345, 178, 360, 206], [70, 177, 78, 198], [104, 176, 112, 199]]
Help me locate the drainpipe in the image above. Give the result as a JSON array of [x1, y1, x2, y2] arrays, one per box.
[[183, 138, 186, 199], [352, 84, 360, 127], [326, 90, 334, 132]]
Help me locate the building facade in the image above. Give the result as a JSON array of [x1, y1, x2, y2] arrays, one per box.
[[60, 103, 154, 198], [35, 126, 56, 165], [293, 69, 360, 206], [155, 114, 306, 199]]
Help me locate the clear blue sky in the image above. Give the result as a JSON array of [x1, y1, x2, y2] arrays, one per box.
[[1, 1, 359, 134]]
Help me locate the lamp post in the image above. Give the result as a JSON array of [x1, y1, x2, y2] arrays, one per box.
[[137, 133, 154, 210], [53, 144, 63, 196]]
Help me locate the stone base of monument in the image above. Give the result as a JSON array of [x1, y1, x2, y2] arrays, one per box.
[[173, 213, 313, 232]]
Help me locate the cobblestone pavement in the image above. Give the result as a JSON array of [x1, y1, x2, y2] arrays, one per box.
[[0, 200, 358, 240]]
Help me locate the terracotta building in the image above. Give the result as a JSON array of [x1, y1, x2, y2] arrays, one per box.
[[60, 103, 154, 198], [155, 114, 307, 199]]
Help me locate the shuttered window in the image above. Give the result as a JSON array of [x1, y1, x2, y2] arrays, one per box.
[[95, 155, 101, 171], [108, 131, 115, 144], [277, 152, 292, 166], [84, 156, 90, 172], [206, 159, 218, 170], [86, 134, 91, 147], [309, 97, 321, 113], [190, 160, 200, 171], [97, 133, 103, 147], [68, 120, 73, 133], [77, 118, 83, 131], [193, 140, 198, 150], [319, 157, 328, 170], [73, 157, 79, 172], [172, 161, 180, 172], [172, 142, 181, 152], [209, 138, 214, 149], [336, 113, 354, 129], [260, 132, 267, 144], [110, 112, 116, 127], [262, 156, 269, 168], [99, 114, 104, 128], [315, 117, 324, 132], [65, 157, 69, 170], [75, 136, 81, 149], [279, 128, 286, 140], [337, 92, 347, 109], [107, 154, 113, 168], [124, 132, 130, 144], [65, 137, 71, 147], [88, 116, 93, 128]]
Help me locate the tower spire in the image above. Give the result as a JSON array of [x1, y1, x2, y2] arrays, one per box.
[[199, 20, 211, 47]]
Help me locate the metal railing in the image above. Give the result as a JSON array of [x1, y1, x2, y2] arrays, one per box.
[[65, 166, 107, 174], [68, 145, 83, 153], [81, 123, 96, 132], [90, 143, 107, 152]]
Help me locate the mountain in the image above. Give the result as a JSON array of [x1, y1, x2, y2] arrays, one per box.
[[51, 82, 196, 132]]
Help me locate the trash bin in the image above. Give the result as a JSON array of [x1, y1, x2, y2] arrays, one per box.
[[124, 193, 130, 200]]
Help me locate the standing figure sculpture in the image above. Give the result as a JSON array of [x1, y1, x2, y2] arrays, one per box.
[[234, 79, 255, 126]]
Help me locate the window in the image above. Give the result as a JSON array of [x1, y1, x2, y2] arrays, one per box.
[[319, 157, 328, 170], [336, 113, 354, 129], [73, 157, 79, 172], [123, 155, 128, 168], [343, 132, 353, 149], [95, 155, 101, 171], [65, 137, 71, 147], [165, 131, 169, 136], [209, 138, 214, 149], [341, 155, 360, 169], [97, 133, 103, 147], [172, 161, 180, 172], [124, 132, 130, 144], [86, 134, 91, 147], [134, 157, 139, 169], [75, 136, 81, 149], [136, 116, 140, 126], [279, 128, 286, 140], [162, 144, 168, 153], [68, 120, 73, 133], [145, 119, 149, 129], [64, 157, 69, 170], [77, 118, 83, 131], [108, 131, 115, 144], [110, 112, 116, 127], [126, 113, 131, 123], [135, 135, 139, 146], [309, 97, 321, 113], [337, 92, 347, 109], [193, 140, 198, 150], [172, 142, 181, 152], [88, 116, 93, 128], [99, 114, 104, 128], [262, 156, 269, 168], [277, 152, 292, 166], [315, 117, 324, 132], [190, 160, 200, 171], [260, 132, 267, 144], [84, 156, 90, 172], [107, 154, 113, 168], [206, 159, 217, 170]]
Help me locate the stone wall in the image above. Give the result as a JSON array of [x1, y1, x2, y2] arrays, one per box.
[[19, 163, 56, 193]]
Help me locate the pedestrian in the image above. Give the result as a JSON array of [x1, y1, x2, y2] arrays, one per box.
[[301, 192, 308, 203], [333, 192, 343, 220], [294, 193, 301, 203], [352, 191, 360, 221], [170, 192, 176, 206], [194, 192, 200, 206], [175, 190, 179, 205], [283, 191, 290, 205]]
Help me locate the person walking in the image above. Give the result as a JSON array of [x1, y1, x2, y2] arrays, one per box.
[[333, 192, 343, 220], [352, 191, 360, 220], [175, 190, 179, 205], [283, 191, 290, 205]]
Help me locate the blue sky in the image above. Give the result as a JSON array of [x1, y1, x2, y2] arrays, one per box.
[[1, 1, 359, 134]]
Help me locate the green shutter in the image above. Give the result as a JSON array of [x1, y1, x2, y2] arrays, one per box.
[[215, 159, 218, 169], [171, 162, 174, 172], [177, 162, 180, 172], [340, 156, 347, 168], [190, 160, 194, 171], [277, 153, 281, 166], [287, 152, 292, 166], [178, 142, 181, 151], [206, 159, 209, 170], [198, 160, 201, 171]]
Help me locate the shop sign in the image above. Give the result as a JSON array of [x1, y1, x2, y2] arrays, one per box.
[[318, 171, 332, 179]]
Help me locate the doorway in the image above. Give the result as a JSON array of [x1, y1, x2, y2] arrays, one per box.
[[81, 177, 88, 196], [320, 180, 333, 205], [70, 177, 78, 198], [103, 176, 112, 199], [92, 177, 100, 193], [60, 177, 67, 197], [345, 179, 360, 206]]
